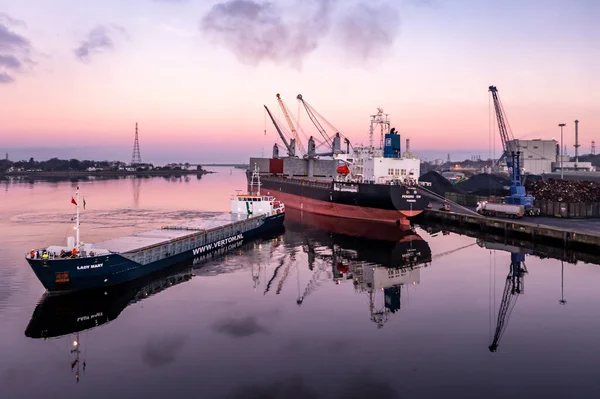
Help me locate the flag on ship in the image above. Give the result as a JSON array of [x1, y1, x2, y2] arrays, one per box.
[[83, 198, 86, 209], [71, 197, 77, 206]]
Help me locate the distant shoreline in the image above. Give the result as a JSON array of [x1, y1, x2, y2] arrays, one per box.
[[0, 169, 215, 178]]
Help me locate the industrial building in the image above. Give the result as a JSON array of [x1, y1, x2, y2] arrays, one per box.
[[507, 139, 557, 175]]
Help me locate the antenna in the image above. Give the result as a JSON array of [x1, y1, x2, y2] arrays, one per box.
[[131, 122, 142, 165], [592, 141, 596, 155]]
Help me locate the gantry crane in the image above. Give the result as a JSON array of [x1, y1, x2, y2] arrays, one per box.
[[488, 85, 538, 214], [276, 94, 306, 155]]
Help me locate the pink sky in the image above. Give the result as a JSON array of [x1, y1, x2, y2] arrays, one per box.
[[1, 0, 598, 163]]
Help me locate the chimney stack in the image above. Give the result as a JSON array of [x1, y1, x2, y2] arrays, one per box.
[[406, 138, 410, 153], [574, 119, 580, 166]]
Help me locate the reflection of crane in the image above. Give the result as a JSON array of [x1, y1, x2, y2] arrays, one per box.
[[276, 94, 306, 155], [296, 260, 332, 305], [276, 249, 296, 295], [430, 242, 477, 262], [263, 254, 287, 295], [489, 253, 527, 352]]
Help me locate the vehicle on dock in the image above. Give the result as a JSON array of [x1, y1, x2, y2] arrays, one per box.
[[476, 201, 524, 218], [25, 165, 285, 293]]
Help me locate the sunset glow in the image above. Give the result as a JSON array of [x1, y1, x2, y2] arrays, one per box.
[[1, 0, 598, 163]]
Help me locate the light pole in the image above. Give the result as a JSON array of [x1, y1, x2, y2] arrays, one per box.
[[559, 123, 566, 179]]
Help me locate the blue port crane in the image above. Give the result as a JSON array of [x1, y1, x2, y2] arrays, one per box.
[[489, 252, 528, 352], [489, 86, 539, 215]]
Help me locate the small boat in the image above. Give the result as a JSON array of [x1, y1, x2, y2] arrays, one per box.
[[25, 165, 285, 293]]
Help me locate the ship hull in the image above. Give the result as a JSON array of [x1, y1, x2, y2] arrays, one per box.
[[26, 213, 284, 293], [254, 175, 429, 225]]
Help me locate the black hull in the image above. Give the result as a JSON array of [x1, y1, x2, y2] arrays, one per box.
[[26, 213, 285, 293], [249, 172, 430, 218]]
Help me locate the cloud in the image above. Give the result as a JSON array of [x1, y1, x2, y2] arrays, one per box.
[[333, 2, 401, 61], [226, 375, 319, 399], [199, 0, 402, 67], [0, 54, 22, 69], [141, 334, 187, 367], [0, 72, 12, 83], [74, 25, 126, 62], [0, 12, 26, 28], [200, 0, 335, 67], [212, 316, 269, 337], [0, 16, 32, 84]]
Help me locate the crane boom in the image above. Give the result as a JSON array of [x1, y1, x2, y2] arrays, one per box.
[[276, 94, 306, 155], [264, 105, 296, 157], [489, 255, 527, 352], [489, 85, 516, 162], [297, 94, 332, 148]]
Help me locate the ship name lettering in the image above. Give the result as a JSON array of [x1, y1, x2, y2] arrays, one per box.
[[77, 263, 104, 270], [77, 312, 104, 322], [193, 233, 244, 256]]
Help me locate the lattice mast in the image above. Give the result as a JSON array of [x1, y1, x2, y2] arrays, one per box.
[[131, 122, 142, 165]]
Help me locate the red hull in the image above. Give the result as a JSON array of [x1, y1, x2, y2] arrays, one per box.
[[262, 187, 421, 226]]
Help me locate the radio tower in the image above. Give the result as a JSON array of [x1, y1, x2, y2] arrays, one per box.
[[131, 122, 142, 165], [592, 141, 596, 155]]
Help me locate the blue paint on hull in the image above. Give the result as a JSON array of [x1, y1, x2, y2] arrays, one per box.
[[27, 213, 285, 293]]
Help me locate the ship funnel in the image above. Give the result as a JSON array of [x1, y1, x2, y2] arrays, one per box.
[[273, 143, 279, 159]]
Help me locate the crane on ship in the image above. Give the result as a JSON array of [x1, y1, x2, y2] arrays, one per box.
[[264, 105, 298, 157], [276, 94, 306, 156], [489, 85, 538, 214], [296, 94, 350, 157]]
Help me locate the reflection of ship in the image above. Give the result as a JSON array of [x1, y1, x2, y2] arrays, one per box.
[[24, 231, 284, 383], [282, 209, 432, 327], [25, 233, 283, 340]]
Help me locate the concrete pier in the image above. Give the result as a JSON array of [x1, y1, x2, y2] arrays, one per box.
[[420, 209, 600, 253]]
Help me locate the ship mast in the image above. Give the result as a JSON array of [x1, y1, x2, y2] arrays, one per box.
[[369, 108, 390, 150], [250, 163, 261, 196], [75, 186, 80, 249]]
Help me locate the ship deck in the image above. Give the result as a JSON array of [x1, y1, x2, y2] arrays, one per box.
[[94, 212, 254, 254]]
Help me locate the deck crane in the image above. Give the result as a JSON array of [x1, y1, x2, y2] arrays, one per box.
[[276, 94, 306, 156], [488, 86, 538, 215], [296, 94, 350, 157], [264, 105, 297, 157]]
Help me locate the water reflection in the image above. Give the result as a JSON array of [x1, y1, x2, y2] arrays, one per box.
[[477, 240, 531, 352], [23, 208, 588, 388], [283, 210, 432, 328]]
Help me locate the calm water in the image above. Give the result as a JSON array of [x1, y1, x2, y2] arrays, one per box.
[[2, 168, 600, 399]]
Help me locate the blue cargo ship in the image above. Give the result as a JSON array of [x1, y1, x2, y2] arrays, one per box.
[[25, 167, 285, 293]]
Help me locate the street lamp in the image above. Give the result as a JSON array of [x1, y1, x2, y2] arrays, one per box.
[[559, 123, 566, 179]]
